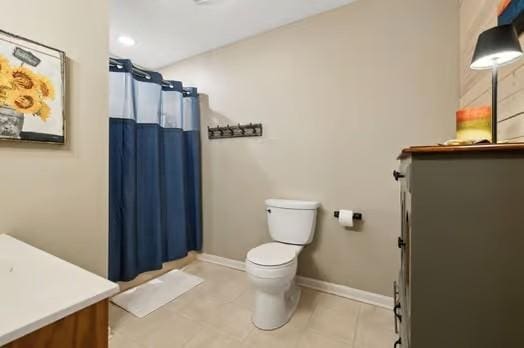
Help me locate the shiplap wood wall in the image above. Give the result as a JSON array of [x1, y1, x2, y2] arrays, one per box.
[[460, 0, 524, 142]]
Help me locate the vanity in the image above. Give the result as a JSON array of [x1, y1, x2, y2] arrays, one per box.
[[393, 144, 524, 348], [0, 234, 118, 348]]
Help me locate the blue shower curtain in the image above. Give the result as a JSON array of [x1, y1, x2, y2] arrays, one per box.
[[108, 59, 202, 282]]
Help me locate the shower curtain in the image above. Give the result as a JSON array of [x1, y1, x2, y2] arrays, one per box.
[[108, 59, 202, 282]]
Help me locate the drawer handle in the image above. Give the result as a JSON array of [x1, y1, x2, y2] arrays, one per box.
[[393, 170, 405, 181], [394, 338, 402, 347], [398, 237, 406, 249], [393, 281, 399, 334], [394, 303, 402, 322]]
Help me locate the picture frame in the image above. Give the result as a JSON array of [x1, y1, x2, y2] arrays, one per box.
[[498, 0, 524, 34], [0, 29, 65, 144]]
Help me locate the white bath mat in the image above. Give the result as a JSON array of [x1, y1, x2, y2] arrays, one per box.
[[111, 269, 204, 318]]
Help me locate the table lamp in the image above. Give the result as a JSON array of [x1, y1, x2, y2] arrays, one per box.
[[471, 24, 523, 143]]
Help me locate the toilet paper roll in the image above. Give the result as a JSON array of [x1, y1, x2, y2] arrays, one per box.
[[337, 209, 354, 227]]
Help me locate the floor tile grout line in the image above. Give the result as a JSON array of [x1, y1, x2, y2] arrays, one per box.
[[351, 303, 364, 348], [305, 293, 356, 345], [302, 291, 322, 333]]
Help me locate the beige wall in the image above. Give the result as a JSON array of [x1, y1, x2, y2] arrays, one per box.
[[0, 0, 108, 276], [460, 0, 524, 142], [162, 0, 459, 295]]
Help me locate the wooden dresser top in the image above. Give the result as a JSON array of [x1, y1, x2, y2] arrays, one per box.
[[399, 143, 524, 159]]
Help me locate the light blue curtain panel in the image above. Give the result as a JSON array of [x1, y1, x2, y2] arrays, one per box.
[[108, 59, 202, 282]]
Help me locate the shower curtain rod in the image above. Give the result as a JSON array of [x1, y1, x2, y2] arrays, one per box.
[[109, 57, 189, 93]]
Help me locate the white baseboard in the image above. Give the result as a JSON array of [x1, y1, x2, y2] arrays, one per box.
[[294, 275, 393, 310], [197, 253, 246, 271], [196, 253, 393, 309]]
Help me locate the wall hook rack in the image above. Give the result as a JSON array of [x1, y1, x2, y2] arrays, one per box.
[[208, 123, 263, 140]]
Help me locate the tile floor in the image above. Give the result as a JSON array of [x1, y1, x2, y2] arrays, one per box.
[[109, 261, 396, 348]]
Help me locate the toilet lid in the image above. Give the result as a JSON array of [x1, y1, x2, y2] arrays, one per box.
[[247, 242, 302, 266]]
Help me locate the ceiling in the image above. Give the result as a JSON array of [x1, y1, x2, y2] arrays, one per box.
[[110, 0, 357, 69]]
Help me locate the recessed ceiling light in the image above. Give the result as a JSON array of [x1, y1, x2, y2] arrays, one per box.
[[193, 0, 229, 6], [194, 0, 218, 5], [118, 36, 136, 47]]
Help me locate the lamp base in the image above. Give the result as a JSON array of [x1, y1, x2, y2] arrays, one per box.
[[491, 65, 498, 143]]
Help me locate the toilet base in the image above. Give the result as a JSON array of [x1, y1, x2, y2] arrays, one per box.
[[252, 282, 301, 330]]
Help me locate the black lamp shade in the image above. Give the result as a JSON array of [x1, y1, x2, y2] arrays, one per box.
[[471, 24, 523, 70]]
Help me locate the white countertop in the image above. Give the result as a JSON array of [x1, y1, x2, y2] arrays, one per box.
[[0, 234, 119, 345]]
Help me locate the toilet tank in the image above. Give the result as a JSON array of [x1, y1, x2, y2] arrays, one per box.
[[265, 199, 320, 245]]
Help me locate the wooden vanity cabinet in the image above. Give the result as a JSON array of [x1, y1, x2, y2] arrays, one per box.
[[3, 300, 108, 348]]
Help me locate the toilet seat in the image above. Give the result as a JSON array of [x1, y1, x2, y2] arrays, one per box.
[[246, 258, 297, 279], [246, 242, 302, 279], [247, 242, 302, 267]]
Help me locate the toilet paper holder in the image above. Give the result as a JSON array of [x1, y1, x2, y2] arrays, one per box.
[[333, 211, 363, 220]]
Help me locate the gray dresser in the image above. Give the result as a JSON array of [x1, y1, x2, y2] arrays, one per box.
[[393, 144, 524, 348]]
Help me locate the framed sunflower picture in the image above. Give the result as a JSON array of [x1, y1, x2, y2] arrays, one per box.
[[0, 30, 65, 144]]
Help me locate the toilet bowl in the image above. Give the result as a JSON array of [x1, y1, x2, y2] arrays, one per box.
[[246, 243, 302, 330], [245, 199, 319, 330]]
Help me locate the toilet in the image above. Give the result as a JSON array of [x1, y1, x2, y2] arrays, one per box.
[[245, 198, 320, 330]]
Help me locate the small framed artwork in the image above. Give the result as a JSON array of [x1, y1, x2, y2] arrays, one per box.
[[499, 0, 524, 34], [0, 30, 65, 144]]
